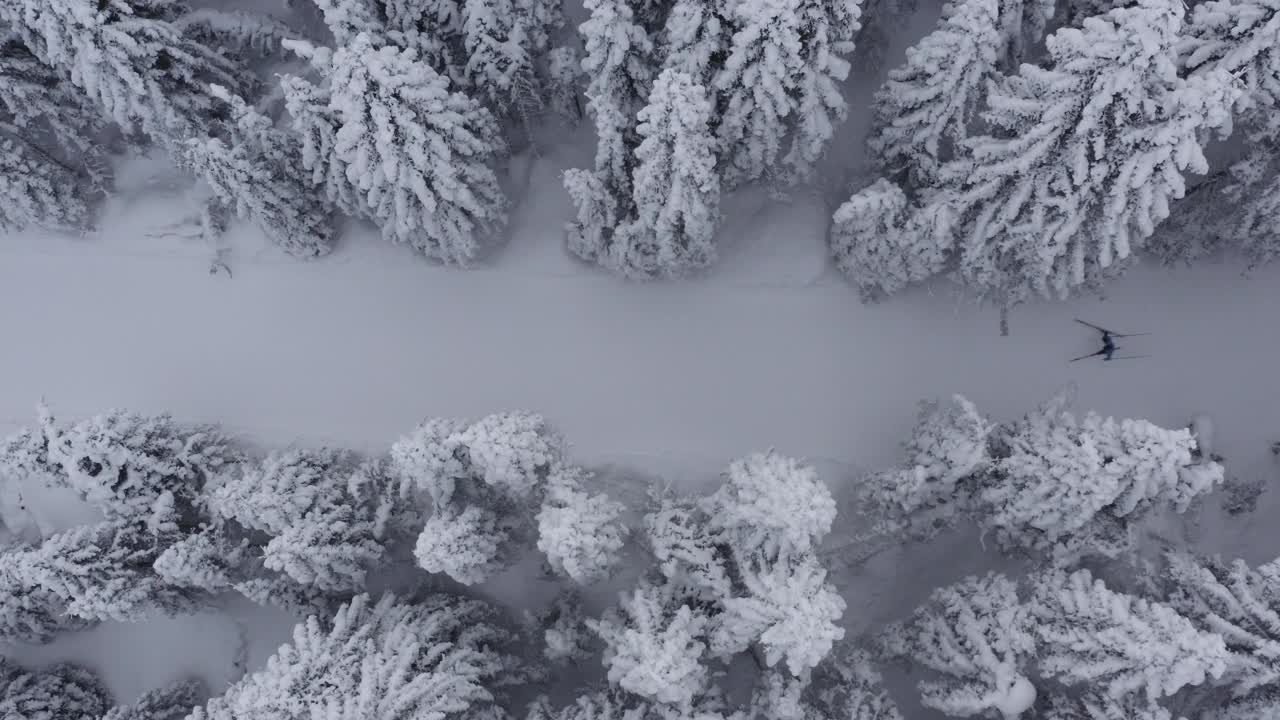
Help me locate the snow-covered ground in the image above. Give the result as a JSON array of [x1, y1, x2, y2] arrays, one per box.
[[3, 146, 1279, 710]]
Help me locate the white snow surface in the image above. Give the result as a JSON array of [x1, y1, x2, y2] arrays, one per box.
[[3, 146, 1280, 712]]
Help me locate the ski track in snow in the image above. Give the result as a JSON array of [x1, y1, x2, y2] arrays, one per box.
[[3, 150, 1280, 710]]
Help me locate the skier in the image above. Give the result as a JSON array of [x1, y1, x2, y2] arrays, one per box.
[[1070, 319, 1149, 362]]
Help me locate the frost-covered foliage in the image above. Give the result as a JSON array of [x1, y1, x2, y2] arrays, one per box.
[[588, 581, 710, 706], [0, 520, 202, 622], [610, 69, 721, 278], [209, 450, 400, 592], [181, 86, 334, 257], [0, 659, 111, 720], [463, 0, 541, 116], [880, 573, 1036, 719], [0, 0, 243, 140], [864, 389, 1224, 561], [981, 391, 1224, 560], [932, 0, 1239, 302], [32, 406, 236, 529], [829, 179, 952, 300], [281, 33, 507, 264], [189, 593, 519, 720], [862, 394, 992, 539], [712, 551, 846, 675], [153, 523, 253, 592], [1030, 568, 1231, 702], [704, 451, 836, 557], [869, 0, 1002, 188], [392, 412, 618, 585], [564, 0, 656, 265], [714, 0, 862, 184], [536, 466, 628, 583], [102, 678, 204, 720], [175, 9, 303, 57], [593, 451, 844, 697], [1163, 553, 1280, 706], [0, 563, 90, 643], [0, 38, 107, 231]]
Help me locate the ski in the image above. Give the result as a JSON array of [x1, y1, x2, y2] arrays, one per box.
[[1070, 351, 1104, 362], [1074, 318, 1150, 338], [1106, 355, 1151, 361]]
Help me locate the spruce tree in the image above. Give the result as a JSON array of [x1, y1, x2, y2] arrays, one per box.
[[1, 520, 203, 622], [282, 33, 508, 264], [0, 661, 112, 720], [189, 593, 521, 720], [564, 0, 656, 264], [938, 0, 1238, 301], [1030, 568, 1231, 702], [880, 573, 1037, 718], [180, 86, 335, 257], [613, 69, 721, 277], [869, 0, 1002, 187]]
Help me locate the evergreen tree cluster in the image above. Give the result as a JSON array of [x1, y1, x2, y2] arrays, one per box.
[[0, 0, 576, 263], [0, 393, 1273, 720], [565, 0, 863, 278], [837, 0, 1280, 305]]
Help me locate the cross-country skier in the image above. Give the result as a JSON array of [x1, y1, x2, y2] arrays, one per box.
[[1070, 319, 1149, 362]]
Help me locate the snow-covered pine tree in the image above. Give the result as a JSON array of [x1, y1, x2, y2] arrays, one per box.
[[463, 0, 541, 119], [564, 0, 656, 264], [210, 448, 354, 535], [829, 180, 953, 300], [588, 581, 711, 706], [0, 660, 111, 720], [189, 593, 520, 720], [979, 390, 1224, 559], [102, 678, 204, 720], [1164, 553, 1280, 703], [526, 691, 654, 720], [861, 394, 992, 539], [153, 524, 254, 592], [659, 0, 728, 82], [0, 563, 90, 643], [0, 36, 108, 231], [937, 0, 1239, 302], [179, 86, 335, 257], [711, 550, 846, 675], [612, 68, 720, 277], [712, 0, 804, 186], [536, 465, 627, 584], [869, 0, 1002, 188], [38, 406, 237, 530], [174, 9, 303, 59], [282, 33, 507, 264], [644, 494, 732, 599], [392, 412, 579, 585], [0, 0, 331, 255], [1030, 568, 1230, 702], [879, 572, 1037, 719], [413, 501, 509, 586], [783, 0, 862, 181], [0, 0, 242, 141], [210, 450, 400, 592], [1176, 0, 1280, 268], [703, 451, 836, 557], [0, 519, 203, 622]]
